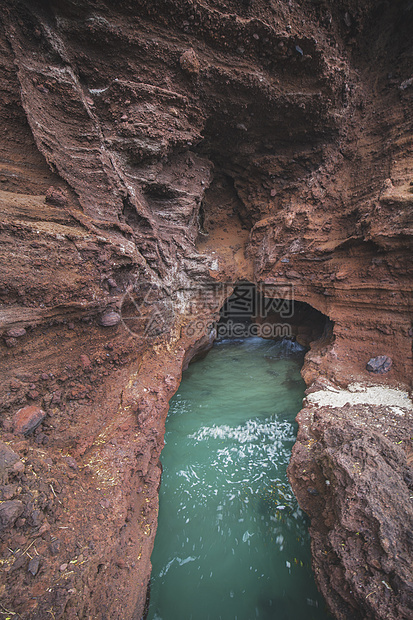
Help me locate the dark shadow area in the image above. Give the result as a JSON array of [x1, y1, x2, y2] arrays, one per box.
[[217, 281, 331, 347]]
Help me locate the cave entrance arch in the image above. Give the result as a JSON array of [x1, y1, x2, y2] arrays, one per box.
[[216, 281, 331, 349]]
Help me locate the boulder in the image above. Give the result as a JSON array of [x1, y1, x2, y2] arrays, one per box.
[[13, 406, 46, 435]]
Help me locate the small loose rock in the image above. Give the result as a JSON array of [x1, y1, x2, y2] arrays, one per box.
[[51, 391, 62, 404], [45, 187, 67, 207], [63, 456, 79, 471], [80, 354, 92, 369], [1, 485, 17, 500], [107, 278, 117, 289], [49, 539, 60, 555], [12, 461, 24, 474], [38, 522, 50, 536], [366, 355, 392, 374], [179, 48, 200, 75], [28, 557, 40, 576], [30, 509, 43, 527], [0, 500, 24, 530], [99, 310, 121, 327]]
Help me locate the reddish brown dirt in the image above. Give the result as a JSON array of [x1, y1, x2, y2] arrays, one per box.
[[0, 1, 412, 619]]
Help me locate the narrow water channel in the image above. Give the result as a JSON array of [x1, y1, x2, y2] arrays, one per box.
[[148, 338, 331, 620]]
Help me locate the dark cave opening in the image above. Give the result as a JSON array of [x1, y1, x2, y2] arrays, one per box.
[[217, 281, 331, 347]]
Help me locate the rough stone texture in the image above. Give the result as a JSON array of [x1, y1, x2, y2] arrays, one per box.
[[288, 391, 413, 620], [0, 0, 411, 619]]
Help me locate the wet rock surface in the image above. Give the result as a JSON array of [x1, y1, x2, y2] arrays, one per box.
[[0, 0, 411, 618]]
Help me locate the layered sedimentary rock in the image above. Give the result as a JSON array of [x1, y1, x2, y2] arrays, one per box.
[[0, 1, 411, 618]]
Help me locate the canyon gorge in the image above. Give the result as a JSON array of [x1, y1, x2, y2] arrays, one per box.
[[0, 0, 412, 618]]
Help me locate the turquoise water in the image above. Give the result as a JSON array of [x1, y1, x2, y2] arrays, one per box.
[[148, 338, 331, 620]]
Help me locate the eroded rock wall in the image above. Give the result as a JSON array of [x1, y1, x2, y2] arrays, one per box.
[[0, 1, 411, 618]]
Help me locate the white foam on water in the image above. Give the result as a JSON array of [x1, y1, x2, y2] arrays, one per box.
[[242, 530, 254, 542], [159, 555, 198, 577], [190, 419, 295, 445]]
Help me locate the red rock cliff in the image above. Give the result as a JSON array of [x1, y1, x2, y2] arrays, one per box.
[[0, 1, 412, 618]]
